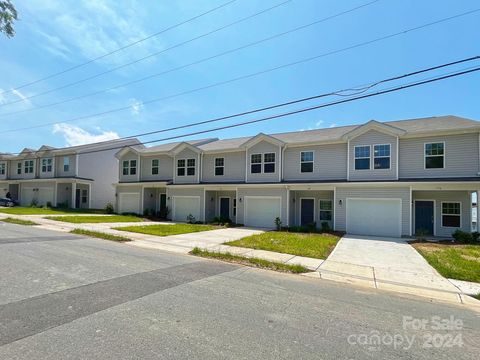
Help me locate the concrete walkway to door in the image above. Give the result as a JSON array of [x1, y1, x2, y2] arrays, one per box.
[[317, 235, 464, 303]]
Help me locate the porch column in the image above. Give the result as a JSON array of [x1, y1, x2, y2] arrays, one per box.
[[477, 191, 480, 232], [71, 183, 76, 209], [88, 183, 92, 209]]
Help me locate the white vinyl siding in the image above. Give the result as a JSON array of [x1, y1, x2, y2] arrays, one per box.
[[202, 152, 245, 182]]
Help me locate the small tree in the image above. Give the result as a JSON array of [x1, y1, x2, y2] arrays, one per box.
[[274, 217, 282, 231], [0, 0, 17, 38]]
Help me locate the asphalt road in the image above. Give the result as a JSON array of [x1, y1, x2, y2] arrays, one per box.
[[0, 223, 479, 359]]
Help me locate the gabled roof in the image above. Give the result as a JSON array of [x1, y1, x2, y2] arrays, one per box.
[[240, 133, 285, 148], [341, 120, 406, 140], [138, 138, 218, 154], [169, 142, 202, 155]]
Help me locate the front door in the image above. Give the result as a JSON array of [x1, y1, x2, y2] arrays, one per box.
[[220, 198, 230, 219], [75, 189, 81, 208], [415, 201, 434, 235], [301, 199, 315, 225]]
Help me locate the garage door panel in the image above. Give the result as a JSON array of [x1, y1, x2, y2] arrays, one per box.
[[244, 197, 281, 229], [37, 188, 54, 206], [20, 187, 34, 206], [347, 198, 401, 237], [119, 193, 141, 214], [173, 197, 200, 222]]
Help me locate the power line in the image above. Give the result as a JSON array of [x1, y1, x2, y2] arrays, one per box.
[[1, 8, 478, 133], [0, 0, 292, 107], [0, 0, 381, 118], [5, 64, 480, 156], [0, 0, 237, 97]]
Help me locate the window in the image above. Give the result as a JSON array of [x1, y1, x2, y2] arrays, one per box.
[[215, 157, 224, 176], [41, 158, 53, 173], [63, 157, 70, 172], [425, 142, 444, 169], [373, 144, 390, 170], [24, 160, 34, 174], [251, 154, 262, 173], [319, 200, 333, 221], [177, 159, 185, 176], [152, 159, 159, 175], [233, 198, 237, 217], [354, 146, 370, 170], [122, 160, 136, 175], [442, 202, 460, 227], [0, 163, 5, 175], [300, 151, 314, 173], [264, 153, 275, 173], [81, 189, 88, 204], [17, 162, 21, 175], [187, 158, 196, 176]]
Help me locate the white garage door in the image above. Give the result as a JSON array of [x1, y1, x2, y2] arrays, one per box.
[[173, 196, 200, 222], [118, 193, 141, 214], [37, 188, 54, 206], [244, 197, 281, 229], [346, 198, 402, 237], [20, 187, 35, 206]]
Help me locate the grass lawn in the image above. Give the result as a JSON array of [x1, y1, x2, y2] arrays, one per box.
[[412, 242, 480, 283], [1, 217, 39, 226], [46, 215, 143, 223], [0, 207, 106, 215], [115, 223, 216, 236], [71, 229, 131, 242], [190, 247, 308, 273], [225, 231, 340, 259]]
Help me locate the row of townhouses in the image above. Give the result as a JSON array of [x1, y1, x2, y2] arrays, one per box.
[[2, 116, 479, 238]]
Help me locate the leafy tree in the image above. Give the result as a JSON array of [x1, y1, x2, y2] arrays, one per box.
[[0, 0, 17, 38]]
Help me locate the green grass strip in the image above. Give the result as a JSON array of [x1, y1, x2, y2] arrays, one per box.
[[46, 215, 143, 223], [190, 247, 308, 274], [71, 229, 131, 242], [1, 217, 39, 226]]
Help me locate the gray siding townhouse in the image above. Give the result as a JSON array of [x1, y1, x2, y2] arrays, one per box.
[[115, 116, 480, 238], [0, 138, 139, 209]]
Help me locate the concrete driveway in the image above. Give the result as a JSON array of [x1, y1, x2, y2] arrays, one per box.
[[319, 235, 461, 300]]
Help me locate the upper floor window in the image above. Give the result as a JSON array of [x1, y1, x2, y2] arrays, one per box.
[[0, 163, 5, 175], [251, 154, 262, 173], [122, 160, 136, 175], [442, 202, 460, 227], [17, 163, 21, 175], [215, 157, 224, 176], [354, 146, 370, 170], [152, 159, 159, 175], [177, 158, 195, 176], [425, 142, 444, 169], [63, 157, 70, 172], [41, 158, 53, 173], [264, 153, 275, 173], [300, 151, 314, 173], [24, 160, 34, 174], [373, 144, 390, 170]]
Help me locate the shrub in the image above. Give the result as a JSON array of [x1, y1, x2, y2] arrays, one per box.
[[104, 203, 114, 214], [46, 201, 52, 208], [452, 230, 474, 244], [274, 217, 282, 231], [321, 221, 331, 233], [186, 214, 196, 224], [472, 232, 480, 243], [159, 206, 169, 219], [30, 199, 38, 208]]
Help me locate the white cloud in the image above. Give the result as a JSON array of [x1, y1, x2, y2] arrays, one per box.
[[53, 123, 119, 146], [0, 89, 6, 104], [35, 30, 72, 60], [129, 98, 144, 115], [11, 89, 31, 104], [315, 120, 324, 127]]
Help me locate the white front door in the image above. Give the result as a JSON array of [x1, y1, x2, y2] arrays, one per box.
[[346, 198, 402, 237], [244, 196, 281, 229], [173, 196, 200, 222], [118, 193, 141, 214]]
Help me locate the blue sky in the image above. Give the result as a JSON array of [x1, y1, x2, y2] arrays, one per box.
[[0, 0, 479, 152]]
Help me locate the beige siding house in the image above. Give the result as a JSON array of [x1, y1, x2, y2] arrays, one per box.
[[114, 115, 480, 238]]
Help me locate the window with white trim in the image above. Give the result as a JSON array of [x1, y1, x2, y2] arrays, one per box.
[[0, 163, 5, 175], [425, 143, 444, 169], [354, 146, 370, 170], [63, 157, 70, 172], [24, 160, 34, 174], [251, 154, 261, 173], [17, 162, 21, 175], [41, 158, 53, 173], [442, 202, 460, 227], [152, 159, 159, 175], [264, 153, 275, 173], [300, 151, 314, 173], [215, 157, 224, 176], [187, 158, 196, 176], [233, 198, 237, 217], [319, 200, 333, 221], [373, 144, 390, 169], [177, 159, 185, 176], [122, 160, 136, 175], [81, 189, 88, 204]]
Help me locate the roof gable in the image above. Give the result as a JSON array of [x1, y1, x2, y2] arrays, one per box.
[[342, 120, 406, 140], [115, 146, 139, 159], [169, 142, 201, 155], [240, 133, 285, 148]]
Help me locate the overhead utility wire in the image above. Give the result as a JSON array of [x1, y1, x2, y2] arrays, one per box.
[[0, 0, 292, 107], [0, 0, 238, 96], [0, 0, 381, 118]]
